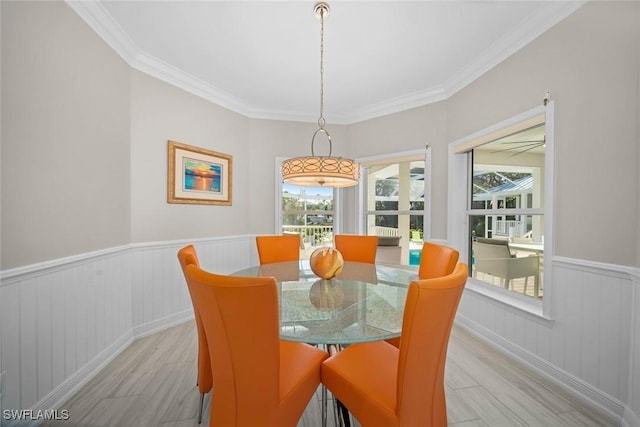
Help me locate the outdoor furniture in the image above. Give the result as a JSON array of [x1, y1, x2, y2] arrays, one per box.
[[472, 238, 540, 297]]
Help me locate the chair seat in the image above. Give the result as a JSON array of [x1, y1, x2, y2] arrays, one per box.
[[322, 263, 468, 427], [322, 341, 399, 427], [278, 340, 328, 426]]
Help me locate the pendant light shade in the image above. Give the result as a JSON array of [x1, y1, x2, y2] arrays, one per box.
[[281, 2, 359, 188], [281, 155, 359, 187]]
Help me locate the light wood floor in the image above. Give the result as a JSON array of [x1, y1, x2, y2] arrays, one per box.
[[43, 320, 616, 427]]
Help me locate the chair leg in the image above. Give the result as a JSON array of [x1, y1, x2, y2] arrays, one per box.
[[337, 400, 351, 427], [322, 385, 327, 427], [198, 392, 205, 424]]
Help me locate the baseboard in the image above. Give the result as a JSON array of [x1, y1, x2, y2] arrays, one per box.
[[11, 311, 196, 427], [20, 330, 135, 426], [455, 314, 625, 426], [132, 309, 194, 340]]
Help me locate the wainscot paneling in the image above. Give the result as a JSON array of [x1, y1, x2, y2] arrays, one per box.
[[0, 247, 134, 423], [0, 235, 256, 425], [457, 256, 639, 427], [2, 237, 638, 427]]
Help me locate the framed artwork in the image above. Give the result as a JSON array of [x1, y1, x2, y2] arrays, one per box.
[[168, 140, 232, 205]]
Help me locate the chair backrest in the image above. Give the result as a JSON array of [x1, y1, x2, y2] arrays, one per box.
[[334, 235, 378, 263], [177, 245, 213, 395], [256, 235, 301, 265], [473, 239, 512, 259], [184, 264, 281, 426], [396, 263, 468, 426], [418, 241, 459, 279]]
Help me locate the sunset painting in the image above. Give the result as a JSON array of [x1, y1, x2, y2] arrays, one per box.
[[183, 158, 222, 193], [168, 140, 232, 205]]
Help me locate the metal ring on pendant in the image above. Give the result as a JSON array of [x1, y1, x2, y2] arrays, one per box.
[[310, 127, 332, 157]]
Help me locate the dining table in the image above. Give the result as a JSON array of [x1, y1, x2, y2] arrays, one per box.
[[232, 260, 418, 427]]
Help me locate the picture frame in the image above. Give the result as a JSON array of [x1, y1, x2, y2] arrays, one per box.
[[168, 140, 232, 205]]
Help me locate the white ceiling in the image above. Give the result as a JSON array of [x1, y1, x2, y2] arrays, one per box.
[[68, 1, 582, 124]]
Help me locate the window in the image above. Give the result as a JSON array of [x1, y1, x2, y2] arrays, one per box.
[[360, 150, 429, 266], [281, 184, 335, 257], [470, 123, 545, 299], [450, 103, 554, 313]]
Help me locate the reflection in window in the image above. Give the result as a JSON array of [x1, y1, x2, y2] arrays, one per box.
[[470, 123, 545, 299]]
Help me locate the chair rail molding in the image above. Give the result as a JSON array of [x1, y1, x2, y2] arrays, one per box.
[[0, 235, 257, 420], [1, 238, 638, 427], [458, 255, 640, 427]]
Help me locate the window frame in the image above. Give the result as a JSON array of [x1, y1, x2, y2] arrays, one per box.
[[448, 102, 555, 319], [275, 156, 342, 238], [356, 148, 431, 266]]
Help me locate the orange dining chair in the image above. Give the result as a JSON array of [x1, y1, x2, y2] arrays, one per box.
[[182, 261, 328, 427], [322, 263, 468, 427], [334, 234, 378, 264], [256, 234, 301, 265], [177, 245, 212, 424], [385, 242, 459, 348], [418, 241, 459, 280]]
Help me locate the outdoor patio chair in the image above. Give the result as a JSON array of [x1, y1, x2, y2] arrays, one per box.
[[472, 238, 540, 297]]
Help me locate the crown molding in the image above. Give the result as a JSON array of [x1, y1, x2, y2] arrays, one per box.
[[65, 0, 137, 64], [344, 1, 584, 124], [131, 52, 254, 117], [66, 0, 584, 125], [65, 0, 256, 117], [443, 1, 584, 99]]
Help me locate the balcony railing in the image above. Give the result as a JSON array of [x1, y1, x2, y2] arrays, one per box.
[[282, 224, 402, 248], [282, 225, 334, 247], [368, 226, 400, 237], [493, 220, 526, 237]]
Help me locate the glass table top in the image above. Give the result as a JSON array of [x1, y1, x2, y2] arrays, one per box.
[[232, 261, 418, 345]]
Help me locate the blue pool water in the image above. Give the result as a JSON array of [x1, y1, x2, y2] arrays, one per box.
[[409, 249, 421, 266]]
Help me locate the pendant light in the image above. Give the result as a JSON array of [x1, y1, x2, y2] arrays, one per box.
[[281, 2, 359, 188]]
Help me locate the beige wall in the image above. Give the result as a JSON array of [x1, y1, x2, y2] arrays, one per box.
[[447, 1, 639, 265], [247, 118, 348, 234], [345, 103, 448, 238], [1, 1, 131, 269], [129, 71, 251, 243], [347, 1, 639, 265], [2, 1, 638, 268]]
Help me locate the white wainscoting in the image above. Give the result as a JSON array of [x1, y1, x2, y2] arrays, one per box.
[[1, 237, 638, 427], [0, 246, 134, 422], [457, 256, 639, 427], [0, 236, 257, 423]]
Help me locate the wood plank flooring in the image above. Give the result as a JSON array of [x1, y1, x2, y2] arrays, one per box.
[[42, 320, 616, 426]]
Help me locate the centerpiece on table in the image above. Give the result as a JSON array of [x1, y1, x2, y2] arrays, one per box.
[[309, 247, 344, 279]]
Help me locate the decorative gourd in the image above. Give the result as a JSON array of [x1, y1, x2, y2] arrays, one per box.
[[309, 247, 344, 279]]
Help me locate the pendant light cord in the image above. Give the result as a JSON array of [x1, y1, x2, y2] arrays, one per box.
[[318, 5, 326, 129]]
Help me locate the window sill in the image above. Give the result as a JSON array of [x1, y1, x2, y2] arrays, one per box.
[[465, 278, 553, 326]]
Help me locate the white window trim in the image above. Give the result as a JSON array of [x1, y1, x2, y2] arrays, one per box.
[[356, 147, 431, 239], [448, 102, 555, 319]]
